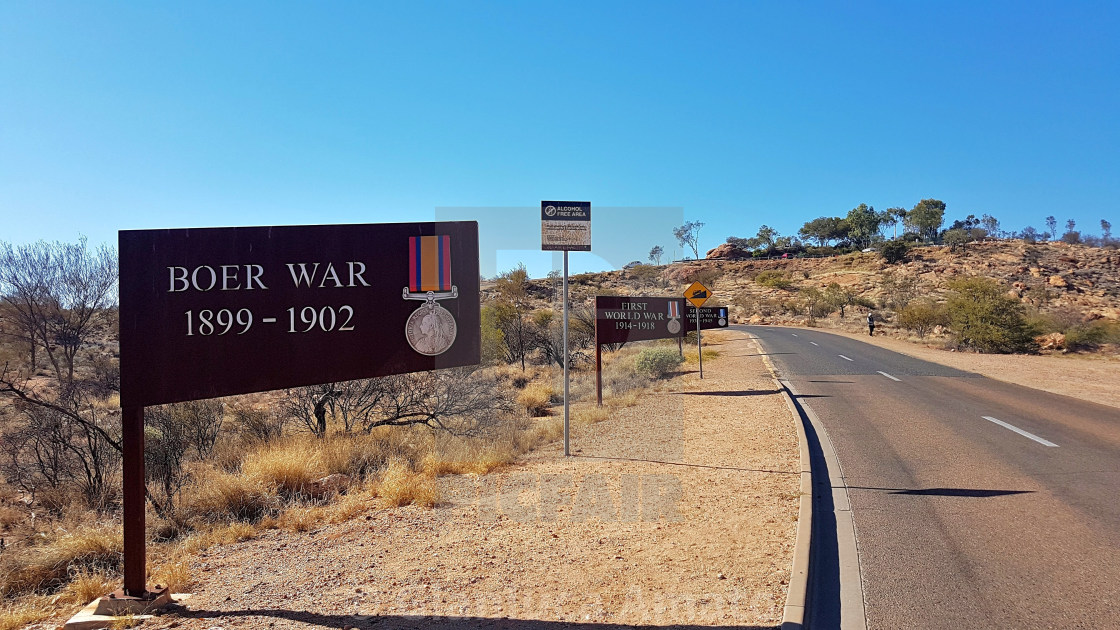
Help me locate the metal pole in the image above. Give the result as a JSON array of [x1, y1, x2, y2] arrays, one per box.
[[596, 342, 602, 407], [696, 308, 703, 379], [122, 405, 147, 596], [563, 250, 570, 456]]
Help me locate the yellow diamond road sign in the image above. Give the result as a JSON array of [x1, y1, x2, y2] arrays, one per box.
[[685, 281, 712, 308]]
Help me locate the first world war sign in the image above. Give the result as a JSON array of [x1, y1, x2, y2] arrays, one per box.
[[119, 221, 481, 408]]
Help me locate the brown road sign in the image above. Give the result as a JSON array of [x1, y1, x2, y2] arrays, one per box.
[[118, 221, 481, 407], [685, 281, 712, 308], [595, 295, 686, 345]]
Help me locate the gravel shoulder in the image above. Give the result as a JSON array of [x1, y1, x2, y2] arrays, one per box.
[[801, 326, 1120, 410], [143, 330, 800, 629]]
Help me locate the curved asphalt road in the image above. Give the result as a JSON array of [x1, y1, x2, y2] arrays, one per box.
[[742, 325, 1120, 629]]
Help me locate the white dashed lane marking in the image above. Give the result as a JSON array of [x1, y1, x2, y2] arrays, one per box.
[[810, 342, 819, 346], [877, 371, 901, 381], [838, 355, 854, 362], [982, 416, 1059, 447]]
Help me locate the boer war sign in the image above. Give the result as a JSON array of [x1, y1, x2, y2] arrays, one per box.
[[119, 221, 481, 408], [541, 200, 591, 251], [595, 295, 686, 345], [684, 305, 729, 331]]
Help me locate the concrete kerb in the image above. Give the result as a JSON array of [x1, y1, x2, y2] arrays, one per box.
[[749, 334, 812, 630]]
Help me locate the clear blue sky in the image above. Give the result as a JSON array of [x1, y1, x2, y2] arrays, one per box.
[[2, 1, 1117, 278]]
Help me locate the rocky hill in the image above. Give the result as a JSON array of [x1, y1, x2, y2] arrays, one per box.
[[518, 240, 1120, 331]]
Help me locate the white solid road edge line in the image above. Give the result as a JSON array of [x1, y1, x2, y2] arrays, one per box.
[[877, 371, 901, 382], [838, 354, 854, 362], [982, 416, 1059, 447]]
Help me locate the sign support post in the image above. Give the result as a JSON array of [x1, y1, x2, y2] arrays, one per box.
[[121, 405, 147, 597], [595, 320, 602, 407], [563, 250, 570, 456], [541, 201, 590, 457], [684, 281, 713, 380], [696, 309, 703, 379]]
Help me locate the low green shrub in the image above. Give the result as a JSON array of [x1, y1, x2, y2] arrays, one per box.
[[755, 270, 793, 290], [634, 348, 684, 378], [946, 277, 1038, 353], [898, 299, 949, 338]]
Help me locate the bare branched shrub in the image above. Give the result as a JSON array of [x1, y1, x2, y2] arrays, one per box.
[[228, 405, 286, 444], [280, 367, 515, 438]]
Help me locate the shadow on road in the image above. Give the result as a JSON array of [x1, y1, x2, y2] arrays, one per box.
[[848, 487, 1035, 498], [679, 389, 782, 397], [571, 454, 798, 475], [170, 608, 781, 629]]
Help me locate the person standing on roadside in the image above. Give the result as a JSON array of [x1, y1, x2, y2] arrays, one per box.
[[867, 311, 875, 336]]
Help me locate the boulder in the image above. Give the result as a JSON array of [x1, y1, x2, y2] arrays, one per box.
[[1048, 275, 1069, 288], [1035, 332, 1066, 351], [705, 243, 752, 260]]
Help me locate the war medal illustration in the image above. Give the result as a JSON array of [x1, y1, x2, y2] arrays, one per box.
[[667, 300, 681, 334], [403, 235, 457, 356]]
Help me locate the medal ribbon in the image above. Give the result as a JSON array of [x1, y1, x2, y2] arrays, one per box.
[[668, 301, 679, 318], [409, 235, 452, 292]]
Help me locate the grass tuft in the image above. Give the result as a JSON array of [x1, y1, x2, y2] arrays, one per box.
[[180, 468, 277, 523], [0, 523, 122, 597], [378, 461, 442, 508], [242, 439, 327, 496], [517, 382, 555, 416]]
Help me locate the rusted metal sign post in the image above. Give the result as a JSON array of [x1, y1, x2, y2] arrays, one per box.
[[118, 221, 480, 599], [594, 296, 686, 406], [541, 201, 590, 457]]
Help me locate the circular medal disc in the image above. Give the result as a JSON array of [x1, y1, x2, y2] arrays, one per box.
[[667, 319, 681, 334], [718, 318, 727, 327], [405, 303, 458, 356]]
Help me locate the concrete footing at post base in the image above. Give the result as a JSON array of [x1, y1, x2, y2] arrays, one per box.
[[63, 589, 189, 630]]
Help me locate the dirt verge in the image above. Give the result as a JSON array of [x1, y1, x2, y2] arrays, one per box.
[[140, 330, 800, 629]]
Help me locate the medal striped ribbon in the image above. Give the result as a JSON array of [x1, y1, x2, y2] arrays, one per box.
[[668, 301, 680, 318], [409, 235, 452, 292]]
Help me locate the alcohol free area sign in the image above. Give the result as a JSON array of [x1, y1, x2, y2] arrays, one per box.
[[541, 200, 591, 251]]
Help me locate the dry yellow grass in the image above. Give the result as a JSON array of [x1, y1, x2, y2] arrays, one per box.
[[0, 523, 122, 597], [520, 417, 564, 449], [322, 484, 377, 524], [178, 522, 257, 555], [90, 393, 121, 411], [378, 461, 441, 508], [573, 405, 610, 427], [421, 441, 514, 476], [242, 438, 327, 495], [60, 570, 117, 605], [269, 506, 321, 533], [109, 614, 143, 629], [149, 558, 192, 592], [683, 347, 721, 364], [0, 595, 51, 630], [180, 467, 276, 523], [0, 505, 22, 529], [517, 381, 555, 416]]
